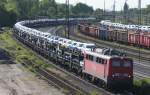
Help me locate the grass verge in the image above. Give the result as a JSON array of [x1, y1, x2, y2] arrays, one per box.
[[0, 29, 50, 70]]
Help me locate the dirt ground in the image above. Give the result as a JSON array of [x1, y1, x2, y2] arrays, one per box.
[[0, 63, 65, 95]]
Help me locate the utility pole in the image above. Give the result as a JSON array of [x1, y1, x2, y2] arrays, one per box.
[[138, 0, 141, 24], [123, 0, 129, 24], [113, 0, 116, 22], [52, 0, 57, 19], [138, 0, 141, 64], [103, 0, 105, 20], [65, 0, 70, 39], [55, 1, 58, 21], [53, 0, 58, 35], [144, 15, 148, 25]]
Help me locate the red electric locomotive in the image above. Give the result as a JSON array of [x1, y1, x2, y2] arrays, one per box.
[[82, 50, 133, 88]]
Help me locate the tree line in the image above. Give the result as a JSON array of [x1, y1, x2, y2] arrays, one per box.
[[0, 0, 150, 27], [0, 0, 96, 27]]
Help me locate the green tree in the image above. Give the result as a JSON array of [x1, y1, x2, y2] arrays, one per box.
[[0, 0, 6, 9], [39, 0, 57, 18], [14, 0, 39, 19], [0, 0, 17, 27], [57, 4, 66, 18], [145, 5, 150, 13], [72, 3, 94, 17], [93, 8, 103, 21]]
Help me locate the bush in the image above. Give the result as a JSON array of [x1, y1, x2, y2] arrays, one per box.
[[134, 79, 150, 95], [90, 91, 98, 95]]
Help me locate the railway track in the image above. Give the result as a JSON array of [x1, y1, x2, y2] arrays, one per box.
[[70, 28, 150, 62], [21, 62, 84, 95]]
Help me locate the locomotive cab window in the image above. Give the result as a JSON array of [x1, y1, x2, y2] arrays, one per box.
[[111, 59, 121, 67], [79, 44, 84, 47], [123, 60, 132, 67]]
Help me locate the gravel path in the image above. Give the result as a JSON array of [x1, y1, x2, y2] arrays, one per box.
[[0, 63, 64, 95]]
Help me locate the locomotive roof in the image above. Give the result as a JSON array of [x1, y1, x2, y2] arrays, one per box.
[[84, 50, 121, 59]]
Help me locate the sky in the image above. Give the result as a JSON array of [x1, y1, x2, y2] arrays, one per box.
[[55, 0, 150, 11]]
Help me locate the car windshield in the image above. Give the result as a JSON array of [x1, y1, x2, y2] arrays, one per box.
[[112, 59, 121, 67], [86, 45, 95, 49], [47, 35, 51, 38], [51, 37, 54, 39], [73, 43, 77, 46], [64, 41, 67, 43], [79, 44, 84, 47], [55, 37, 59, 40], [68, 41, 72, 44], [59, 39, 63, 41], [123, 60, 132, 67]]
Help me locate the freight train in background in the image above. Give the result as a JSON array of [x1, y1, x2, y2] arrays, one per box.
[[13, 18, 133, 89], [78, 20, 150, 48]]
